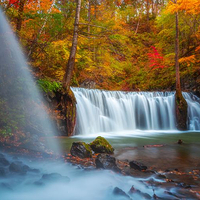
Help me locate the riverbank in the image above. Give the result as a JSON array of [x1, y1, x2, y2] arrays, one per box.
[[56, 131, 200, 199]]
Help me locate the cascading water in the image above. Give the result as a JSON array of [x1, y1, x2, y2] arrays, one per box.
[[0, 8, 59, 153], [183, 92, 200, 130], [72, 88, 200, 135]]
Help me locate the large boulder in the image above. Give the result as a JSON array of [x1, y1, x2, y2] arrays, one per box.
[[9, 162, 30, 174], [9, 161, 39, 175], [35, 173, 70, 186], [70, 142, 92, 158], [90, 136, 114, 154], [95, 154, 121, 172]]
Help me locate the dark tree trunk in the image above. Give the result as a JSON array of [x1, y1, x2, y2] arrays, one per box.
[[174, 4, 188, 130], [63, 0, 81, 89], [16, 0, 26, 36], [146, 0, 150, 31], [62, 0, 81, 136], [175, 11, 181, 95], [146, 0, 150, 22], [88, 0, 91, 34]]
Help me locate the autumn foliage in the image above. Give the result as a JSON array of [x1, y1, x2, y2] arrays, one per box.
[[148, 46, 165, 70], [0, 0, 199, 91]]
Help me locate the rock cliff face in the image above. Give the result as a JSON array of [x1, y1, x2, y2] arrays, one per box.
[[175, 91, 188, 130], [43, 86, 76, 136]]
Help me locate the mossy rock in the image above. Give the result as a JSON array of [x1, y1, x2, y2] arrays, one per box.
[[70, 142, 92, 158], [90, 136, 114, 154]]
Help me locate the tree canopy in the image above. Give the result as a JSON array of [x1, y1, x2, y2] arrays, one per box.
[[0, 0, 199, 91]]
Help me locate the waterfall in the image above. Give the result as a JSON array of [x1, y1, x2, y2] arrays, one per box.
[[72, 88, 200, 135], [183, 92, 200, 130], [0, 8, 60, 153]]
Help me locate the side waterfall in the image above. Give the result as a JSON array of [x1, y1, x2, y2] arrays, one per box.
[[0, 8, 60, 153], [72, 88, 200, 135]]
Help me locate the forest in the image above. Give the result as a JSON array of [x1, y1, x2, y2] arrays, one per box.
[[1, 0, 200, 91]]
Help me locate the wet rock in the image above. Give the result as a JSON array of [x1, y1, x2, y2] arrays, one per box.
[[70, 142, 92, 158], [177, 182, 191, 188], [95, 154, 121, 172], [0, 154, 10, 166], [9, 162, 30, 174], [90, 136, 114, 154], [9, 162, 22, 173], [128, 186, 151, 199], [113, 187, 131, 199], [153, 193, 159, 199], [164, 191, 185, 199], [129, 161, 147, 171], [156, 174, 167, 179], [42, 173, 70, 182], [35, 173, 70, 186], [177, 139, 183, 144], [128, 185, 137, 194]]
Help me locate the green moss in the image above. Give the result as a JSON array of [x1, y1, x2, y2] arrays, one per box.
[[70, 141, 92, 158], [89, 136, 114, 154], [82, 142, 92, 152]]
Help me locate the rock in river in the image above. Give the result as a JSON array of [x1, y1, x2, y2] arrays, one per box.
[[129, 160, 147, 171], [90, 136, 114, 154], [70, 142, 92, 158], [95, 154, 121, 172]]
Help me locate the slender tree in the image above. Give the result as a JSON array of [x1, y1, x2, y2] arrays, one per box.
[[63, 0, 81, 89], [16, 0, 26, 36], [61, 0, 81, 136], [172, 0, 188, 130], [175, 4, 181, 96]]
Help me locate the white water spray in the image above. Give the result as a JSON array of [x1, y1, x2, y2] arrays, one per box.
[[0, 8, 60, 153]]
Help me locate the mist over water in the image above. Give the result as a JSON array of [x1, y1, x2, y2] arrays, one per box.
[[72, 88, 200, 135], [0, 152, 179, 200], [0, 8, 60, 153]]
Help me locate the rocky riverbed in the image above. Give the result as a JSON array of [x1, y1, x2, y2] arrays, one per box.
[[0, 134, 200, 200]]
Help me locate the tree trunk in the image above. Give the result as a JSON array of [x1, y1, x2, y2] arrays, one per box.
[[146, 0, 150, 22], [175, 11, 181, 95], [88, 0, 91, 34], [63, 0, 81, 89], [174, 5, 188, 130], [16, 0, 26, 37], [146, 0, 150, 31], [62, 0, 81, 136]]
